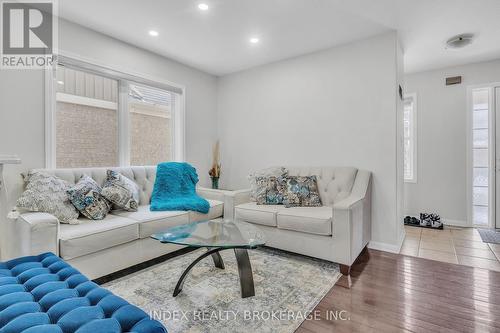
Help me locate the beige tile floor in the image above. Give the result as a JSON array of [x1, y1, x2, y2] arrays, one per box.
[[400, 225, 500, 271]]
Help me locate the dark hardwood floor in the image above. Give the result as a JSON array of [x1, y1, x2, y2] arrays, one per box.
[[296, 249, 500, 333]]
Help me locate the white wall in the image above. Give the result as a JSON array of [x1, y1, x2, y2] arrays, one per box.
[[217, 32, 403, 249], [0, 19, 218, 205], [404, 59, 500, 225]]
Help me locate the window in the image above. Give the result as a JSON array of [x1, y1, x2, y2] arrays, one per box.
[[55, 66, 119, 168], [403, 93, 417, 183], [128, 84, 173, 165], [471, 88, 490, 226], [47, 57, 184, 168]]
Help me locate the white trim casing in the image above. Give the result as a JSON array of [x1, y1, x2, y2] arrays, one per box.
[[173, 91, 186, 162], [118, 81, 130, 167], [490, 87, 496, 229], [44, 67, 56, 169], [496, 87, 500, 229], [56, 93, 118, 110], [56, 52, 185, 94]]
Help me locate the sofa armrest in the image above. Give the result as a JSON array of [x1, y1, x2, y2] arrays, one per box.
[[334, 195, 364, 210], [223, 189, 251, 220], [196, 187, 227, 202], [196, 187, 252, 220], [6, 212, 59, 258], [332, 170, 372, 266]]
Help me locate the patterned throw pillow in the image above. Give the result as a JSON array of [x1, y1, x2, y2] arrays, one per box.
[[248, 167, 288, 201], [16, 171, 80, 224], [67, 175, 110, 220], [283, 176, 322, 208], [255, 176, 287, 205], [101, 170, 139, 211]]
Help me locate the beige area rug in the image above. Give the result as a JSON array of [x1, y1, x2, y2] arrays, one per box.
[[104, 247, 341, 333]]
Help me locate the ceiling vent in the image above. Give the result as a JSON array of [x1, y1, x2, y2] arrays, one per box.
[[446, 34, 474, 49]]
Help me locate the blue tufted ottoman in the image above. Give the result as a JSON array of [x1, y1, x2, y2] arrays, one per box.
[[0, 253, 167, 333]]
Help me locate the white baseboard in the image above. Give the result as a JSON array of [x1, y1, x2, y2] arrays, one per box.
[[368, 241, 400, 253], [442, 218, 468, 227], [368, 229, 405, 254]]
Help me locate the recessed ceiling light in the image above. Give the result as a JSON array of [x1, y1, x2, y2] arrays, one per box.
[[198, 3, 209, 10], [148, 30, 159, 37], [57, 80, 64, 85], [249, 37, 260, 44]]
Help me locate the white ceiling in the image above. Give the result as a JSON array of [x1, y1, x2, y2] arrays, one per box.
[[58, 0, 500, 76]]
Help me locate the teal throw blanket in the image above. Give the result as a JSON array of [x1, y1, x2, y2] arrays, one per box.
[[150, 162, 210, 214]]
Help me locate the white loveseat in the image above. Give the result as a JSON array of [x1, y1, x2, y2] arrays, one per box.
[[233, 167, 372, 275], [5, 166, 227, 279]]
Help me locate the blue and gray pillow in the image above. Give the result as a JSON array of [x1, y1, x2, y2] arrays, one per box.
[[283, 176, 322, 208], [67, 175, 110, 220], [255, 176, 287, 205], [101, 170, 140, 211]]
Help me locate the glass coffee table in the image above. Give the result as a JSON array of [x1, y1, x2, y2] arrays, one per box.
[[151, 219, 265, 298]]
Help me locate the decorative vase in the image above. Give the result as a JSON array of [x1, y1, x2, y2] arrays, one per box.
[[211, 177, 219, 189]]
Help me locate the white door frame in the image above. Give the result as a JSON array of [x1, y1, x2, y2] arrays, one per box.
[[466, 83, 500, 228], [496, 87, 500, 229]]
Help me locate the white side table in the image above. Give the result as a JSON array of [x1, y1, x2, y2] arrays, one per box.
[[0, 156, 21, 260]]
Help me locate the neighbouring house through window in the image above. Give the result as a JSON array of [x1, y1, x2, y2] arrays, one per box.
[[51, 61, 183, 168], [403, 93, 417, 183], [128, 84, 173, 165], [56, 67, 119, 168]]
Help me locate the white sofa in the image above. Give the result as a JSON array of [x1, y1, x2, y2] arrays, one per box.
[[233, 167, 372, 275], [6, 165, 371, 279], [5, 166, 228, 279]]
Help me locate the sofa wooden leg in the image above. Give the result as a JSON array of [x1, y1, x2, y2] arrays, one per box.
[[339, 264, 351, 276]]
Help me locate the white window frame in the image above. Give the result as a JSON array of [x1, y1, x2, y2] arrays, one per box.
[[403, 92, 418, 183], [44, 53, 186, 168]]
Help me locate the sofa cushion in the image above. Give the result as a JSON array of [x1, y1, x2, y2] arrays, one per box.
[[277, 206, 333, 236], [190, 199, 224, 222], [59, 215, 139, 260], [235, 202, 279, 227], [112, 205, 189, 238]]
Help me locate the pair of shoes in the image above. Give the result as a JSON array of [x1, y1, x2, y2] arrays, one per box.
[[404, 216, 420, 226], [420, 213, 442, 229], [420, 213, 431, 227], [430, 214, 442, 229]]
